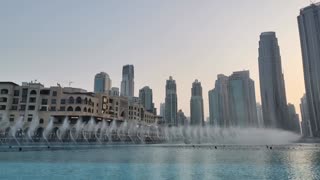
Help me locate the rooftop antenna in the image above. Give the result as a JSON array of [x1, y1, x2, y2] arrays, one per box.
[[68, 81, 74, 87]]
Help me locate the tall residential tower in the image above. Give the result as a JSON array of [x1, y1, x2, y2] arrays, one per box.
[[94, 72, 111, 93], [165, 76, 178, 126], [190, 80, 204, 126], [298, 3, 320, 137], [258, 32, 290, 130], [121, 65, 134, 97]]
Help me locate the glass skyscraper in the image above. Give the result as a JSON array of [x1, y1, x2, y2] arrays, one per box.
[[165, 76, 177, 126], [121, 65, 134, 97], [190, 80, 204, 126], [94, 72, 111, 93], [298, 3, 320, 137], [258, 32, 290, 130]]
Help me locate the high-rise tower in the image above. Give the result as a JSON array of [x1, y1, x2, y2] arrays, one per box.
[[121, 65, 134, 97], [298, 3, 320, 137], [258, 32, 290, 130], [94, 72, 111, 93], [190, 80, 204, 126], [165, 76, 178, 126]]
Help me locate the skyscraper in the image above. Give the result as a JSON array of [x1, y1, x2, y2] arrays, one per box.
[[165, 76, 178, 126], [228, 71, 258, 127], [258, 32, 290, 130], [190, 79, 204, 126], [256, 103, 264, 128], [300, 94, 312, 137], [298, 3, 320, 137], [139, 86, 154, 113], [208, 74, 230, 127], [160, 103, 165, 117], [177, 109, 187, 126], [287, 103, 301, 134], [94, 72, 111, 93], [121, 65, 134, 97]]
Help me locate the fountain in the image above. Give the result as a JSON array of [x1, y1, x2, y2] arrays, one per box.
[[42, 117, 54, 144]]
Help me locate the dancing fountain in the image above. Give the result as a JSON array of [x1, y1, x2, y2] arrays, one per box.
[[0, 116, 301, 151]]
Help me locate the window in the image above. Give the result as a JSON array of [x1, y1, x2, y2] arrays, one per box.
[[52, 91, 57, 96], [0, 105, 6, 110], [60, 106, 65, 111], [68, 97, 74, 104], [12, 98, 19, 104], [40, 106, 47, 111], [28, 106, 35, 110], [9, 118, 14, 122], [41, 99, 48, 105], [60, 99, 66, 104], [67, 106, 73, 111], [0, 89, 8, 94], [51, 99, 57, 104], [76, 97, 82, 104], [20, 105, 26, 111], [83, 107, 87, 112], [75, 106, 81, 111], [30, 90, 37, 95], [28, 118, 32, 122], [14, 90, 19, 96], [11, 106, 18, 110], [0, 97, 7, 103], [40, 89, 50, 95], [39, 119, 44, 124], [50, 106, 56, 111], [29, 97, 36, 103]]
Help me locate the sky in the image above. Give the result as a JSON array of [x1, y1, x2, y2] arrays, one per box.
[[0, 0, 312, 118]]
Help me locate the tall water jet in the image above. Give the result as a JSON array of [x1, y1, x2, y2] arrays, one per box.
[[99, 120, 107, 142], [94, 122, 102, 143], [43, 117, 54, 145], [10, 116, 24, 145], [27, 115, 39, 142], [57, 117, 69, 142]]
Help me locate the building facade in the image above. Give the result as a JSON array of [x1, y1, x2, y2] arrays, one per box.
[[165, 76, 178, 126], [209, 71, 258, 128], [0, 81, 157, 136], [208, 75, 230, 127], [94, 72, 111, 93], [121, 65, 134, 97], [300, 94, 312, 137], [258, 32, 290, 130], [139, 86, 155, 114], [190, 80, 204, 126], [287, 103, 301, 134], [177, 109, 187, 126], [256, 103, 264, 128], [298, 3, 320, 137], [228, 71, 258, 127]]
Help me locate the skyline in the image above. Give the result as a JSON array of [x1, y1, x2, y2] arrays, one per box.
[[0, 1, 312, 118]]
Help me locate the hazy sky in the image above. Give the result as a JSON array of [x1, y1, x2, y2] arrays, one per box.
[[0, 0, 311, 118]]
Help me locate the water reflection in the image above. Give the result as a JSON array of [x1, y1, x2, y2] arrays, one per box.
[[0, 145, 319, 179]]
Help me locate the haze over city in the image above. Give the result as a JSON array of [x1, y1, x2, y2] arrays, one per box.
[[0, 0, 311, 118]]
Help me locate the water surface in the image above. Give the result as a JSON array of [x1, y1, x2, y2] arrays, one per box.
[[0, 144, 319, 180]]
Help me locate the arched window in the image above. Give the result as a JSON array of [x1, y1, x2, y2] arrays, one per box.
[[83, 107, 87, 112], [39, 119, 44, 124], [67, 106, 73, 111], [76, 97, 82, 104], [69, 97, 74, 104], [30, 90, 37, 95], [88, 99, 92, 105], [75, 106, 81, 111], [88, 108, 91, 113], [0, 89, 8, 94], [84, 98, 88, 104]]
